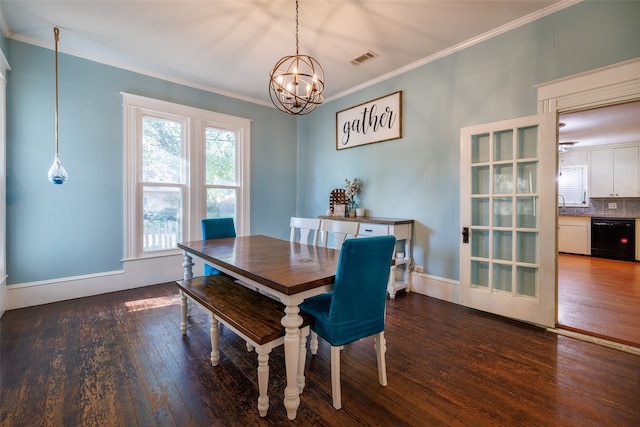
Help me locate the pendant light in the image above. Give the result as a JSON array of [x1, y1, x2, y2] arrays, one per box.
[[48, 27, 68, 185], [268, 0, 325, 115]]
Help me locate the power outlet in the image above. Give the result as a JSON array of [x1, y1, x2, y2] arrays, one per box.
[[413, 265, 424, 273], [608, 202, 617, 209]]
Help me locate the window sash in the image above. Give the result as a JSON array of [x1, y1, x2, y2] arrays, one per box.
[[123, 93, 250, 260]]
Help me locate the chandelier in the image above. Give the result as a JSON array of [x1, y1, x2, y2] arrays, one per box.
[[47, 27, 69, 184], [268, 0, 325, 115]]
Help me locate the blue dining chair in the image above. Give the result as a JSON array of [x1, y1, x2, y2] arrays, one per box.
[[299, 235, 396, 410], [201, 218, 236, 276]]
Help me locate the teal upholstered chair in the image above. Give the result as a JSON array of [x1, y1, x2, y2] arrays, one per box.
[[300, 235, 396, 409], [201, 218, 236, 276]]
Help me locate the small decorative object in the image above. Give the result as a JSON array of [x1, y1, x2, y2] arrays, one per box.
[[356, 207, 365, 217], [329, 188, 348, 215], [48, 27, 69, 185], [336, 91, 402, 150], [344, 177, 361, 216], [333, 204, 346, 217]]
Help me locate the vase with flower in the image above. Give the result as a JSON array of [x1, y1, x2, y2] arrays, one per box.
[[344, 177, 361, 217]]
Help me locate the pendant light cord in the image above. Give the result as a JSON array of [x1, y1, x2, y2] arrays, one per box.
[[54, 27, 60, 158]]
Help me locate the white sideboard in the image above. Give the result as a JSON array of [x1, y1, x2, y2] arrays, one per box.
[[319, 216, 414, 298]]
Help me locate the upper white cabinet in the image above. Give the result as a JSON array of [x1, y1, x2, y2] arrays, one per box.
[[589, 145, 639, 197]]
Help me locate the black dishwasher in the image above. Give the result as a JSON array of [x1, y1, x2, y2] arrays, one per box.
[[591, 218, 636, 261]]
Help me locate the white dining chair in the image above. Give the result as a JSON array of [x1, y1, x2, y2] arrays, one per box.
[[318, 219, 359, 250], [290, 217, 321, 246]]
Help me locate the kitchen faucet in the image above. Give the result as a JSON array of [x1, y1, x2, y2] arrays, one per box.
[[559, 194, 565, 212]]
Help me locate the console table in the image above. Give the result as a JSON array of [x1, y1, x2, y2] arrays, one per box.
[[318, 216, 414, 298]]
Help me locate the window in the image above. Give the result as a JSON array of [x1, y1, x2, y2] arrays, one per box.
[[558, 165, 588, 207], [123, 94, 250, 259]]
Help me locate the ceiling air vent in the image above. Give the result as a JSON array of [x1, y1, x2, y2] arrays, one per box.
[[350, 50, 379, 66]]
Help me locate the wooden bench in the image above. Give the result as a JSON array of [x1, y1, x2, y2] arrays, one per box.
[[176, 275, 311, 417]]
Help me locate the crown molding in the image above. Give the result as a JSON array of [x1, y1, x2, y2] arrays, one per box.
[[326, 0, 582, 103]]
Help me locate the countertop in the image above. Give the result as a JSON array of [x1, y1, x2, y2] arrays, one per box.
[[559, 210, 639, 219]]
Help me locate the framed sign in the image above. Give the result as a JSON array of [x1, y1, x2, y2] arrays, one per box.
[[336, 91, 402, 150]]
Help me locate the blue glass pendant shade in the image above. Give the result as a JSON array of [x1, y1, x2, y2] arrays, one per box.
[[48, 155, 68, 185]]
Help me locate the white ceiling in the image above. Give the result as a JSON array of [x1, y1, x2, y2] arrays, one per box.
[[559, 100, 640, 149], [2, 0, 566, 106]]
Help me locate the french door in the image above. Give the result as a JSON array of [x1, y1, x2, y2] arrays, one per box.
[[460, 113, 556, 327]]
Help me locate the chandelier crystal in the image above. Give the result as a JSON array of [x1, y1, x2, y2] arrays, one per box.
[[268, 0, 325, 115]]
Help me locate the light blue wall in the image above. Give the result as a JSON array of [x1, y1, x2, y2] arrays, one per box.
[[5, 1, 640, 286], [297, 1, 640, 280], [6, 40, 297, 284]]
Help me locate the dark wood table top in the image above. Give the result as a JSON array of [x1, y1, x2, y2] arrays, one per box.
[[178, 235, 340, 296]]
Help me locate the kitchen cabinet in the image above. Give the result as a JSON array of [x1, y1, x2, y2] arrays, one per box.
[[558, 216, 590, 255], [589, 146, 639, 197], [319, 216, 413, 298]]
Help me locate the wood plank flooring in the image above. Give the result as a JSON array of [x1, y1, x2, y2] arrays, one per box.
[[558, 253, 640, 347], [1, 283, 639, 426]]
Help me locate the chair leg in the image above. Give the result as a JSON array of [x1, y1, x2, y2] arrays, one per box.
[[210, 316, 220, 366], [310, 331, 319, 355], [330, 346, 342, 410], [179, 291, 188, 335], [375, 331, 387, 387], [255, 346, 271, 417], [297, 326, 310, 393]]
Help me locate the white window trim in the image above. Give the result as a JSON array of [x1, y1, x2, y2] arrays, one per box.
[[122, 93, 251, 260]]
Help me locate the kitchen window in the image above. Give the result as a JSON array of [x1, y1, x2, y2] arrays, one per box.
[[123, 94, 250, 259], [558, 165, 588, 207]]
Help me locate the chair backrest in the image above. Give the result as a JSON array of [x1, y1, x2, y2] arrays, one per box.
[[201, 218, 236, 240], [319, 219, 359, 249], [328, 235, 396, 344], [201, 218, 236, 276], [290, 217, 321, 245]]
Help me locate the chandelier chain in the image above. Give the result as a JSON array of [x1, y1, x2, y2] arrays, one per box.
[[295, 0, 299, 55]]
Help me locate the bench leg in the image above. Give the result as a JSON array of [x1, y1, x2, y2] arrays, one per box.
[[179, 291, 188, 335], [210, 316, 220, 366], [310, 331, 319, 355], [297, 326, 310, 393], [255, 346, 271, 417]]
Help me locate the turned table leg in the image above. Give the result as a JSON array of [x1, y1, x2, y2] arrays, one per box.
[[282, 304, 303, 420]]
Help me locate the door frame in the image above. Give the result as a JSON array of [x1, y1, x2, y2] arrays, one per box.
[[536, 58, 640, 118], [536, 57, 640, 327]]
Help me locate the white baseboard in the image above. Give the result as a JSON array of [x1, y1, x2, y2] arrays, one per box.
[[5, 255, 204, 311], [410, 271, 460, 304], [4, 261, 456, 312], [0, 274, 7, 317]]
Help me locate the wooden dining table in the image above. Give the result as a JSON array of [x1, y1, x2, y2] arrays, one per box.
[[177, 235, 340, 420]]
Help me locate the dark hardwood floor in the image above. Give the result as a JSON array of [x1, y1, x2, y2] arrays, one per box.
[[558, 253, 640, 347], [1, 282, 639, 426]]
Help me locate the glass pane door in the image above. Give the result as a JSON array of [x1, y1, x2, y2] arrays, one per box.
[[461, 114, 556, 326]]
